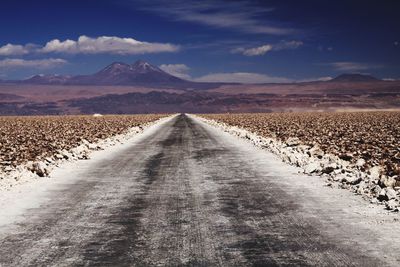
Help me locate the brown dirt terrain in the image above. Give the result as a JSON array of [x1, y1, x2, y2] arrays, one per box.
[[200, 112, 400, 177], [0, 114, 167, 169], [210, 81, 400, 95], [0, 84, 184, 102], [0, 80, 400, 114]]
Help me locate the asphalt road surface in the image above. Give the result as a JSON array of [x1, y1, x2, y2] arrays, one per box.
[[0, 114, 398, 266]]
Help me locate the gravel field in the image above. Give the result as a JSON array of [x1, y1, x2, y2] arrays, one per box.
[[0, 114, 169, 188], [199, 112, 400, 210]]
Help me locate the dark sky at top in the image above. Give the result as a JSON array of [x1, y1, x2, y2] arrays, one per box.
[[0, 0, 399, 82]]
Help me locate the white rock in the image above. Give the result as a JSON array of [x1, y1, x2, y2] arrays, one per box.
[[82, 139, 90, 146], [332, 174, 345, 182], [339, 160, 351, 167], [372, 185, 382, 195], [45, 157, 54, 164], [341, 175, 362, 185], [61, 150, 72, 160], [31, 162, 49, 177], [88, 143, 99, 150], [356, 158, 366, 167], [71, 146, 89, 160], [369, 166, 381, 181], [386, 188, 397, 200], [378, 189, 389, 202], [286, 137, 300, 147], [379, 175, 397, 188], [4, 166, 13, 172], [356, 182, 367, 194], [304, 162, 321, 173], [297, 145, 311, 153], [385, 199, 399, 211], [370, 198, 379, 204], [308, 146, 324, 158]]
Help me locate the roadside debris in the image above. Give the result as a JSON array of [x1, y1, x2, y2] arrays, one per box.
[[197, 112, 400, 211], [0, 115, 170, 189]]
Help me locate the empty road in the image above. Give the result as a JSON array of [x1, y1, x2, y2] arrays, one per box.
[[0, 114, 399, 266]]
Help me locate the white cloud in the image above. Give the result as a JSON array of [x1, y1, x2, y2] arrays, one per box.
[[159, 64, 191, 79], [0, 58, 67, 69], [233, 45, 273, 56], [194, 72, 292, 84], [0, 36, 180, 56], [297, 76, 333, 82], [273, 40, 303, 51], [137, 1, 294, 35], [159, 62, 294, 83], [159, 63, 294, 84], [40, 35, 180, 54], [232, 40, 303, 56], [0, 44, 31, 56], [325, 62, 382, 72]]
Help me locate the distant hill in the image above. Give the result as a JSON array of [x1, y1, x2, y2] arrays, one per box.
[[1, 61, 399, 115], [6, 62, 385, 89], [10, 60, 188, 86], [67, 60, 187, 86], [7, 60, 219, 89], [0, 74, 399, 115], [0, 93, 26, 101], [330, 74, 381, 82], [24, 74, 71, 85]]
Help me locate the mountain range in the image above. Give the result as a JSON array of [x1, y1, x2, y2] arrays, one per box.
[[2, 60, 386, 87], [0, 60, 399, 115], [329, 73, 381, 83], [21, 60, 187, 86]]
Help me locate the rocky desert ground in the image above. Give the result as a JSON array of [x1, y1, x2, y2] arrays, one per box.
[[0, 114, 169, 189], [198, 112, 400, 211]]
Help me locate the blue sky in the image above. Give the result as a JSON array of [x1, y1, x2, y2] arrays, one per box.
[[0, 0, 399, 82]]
